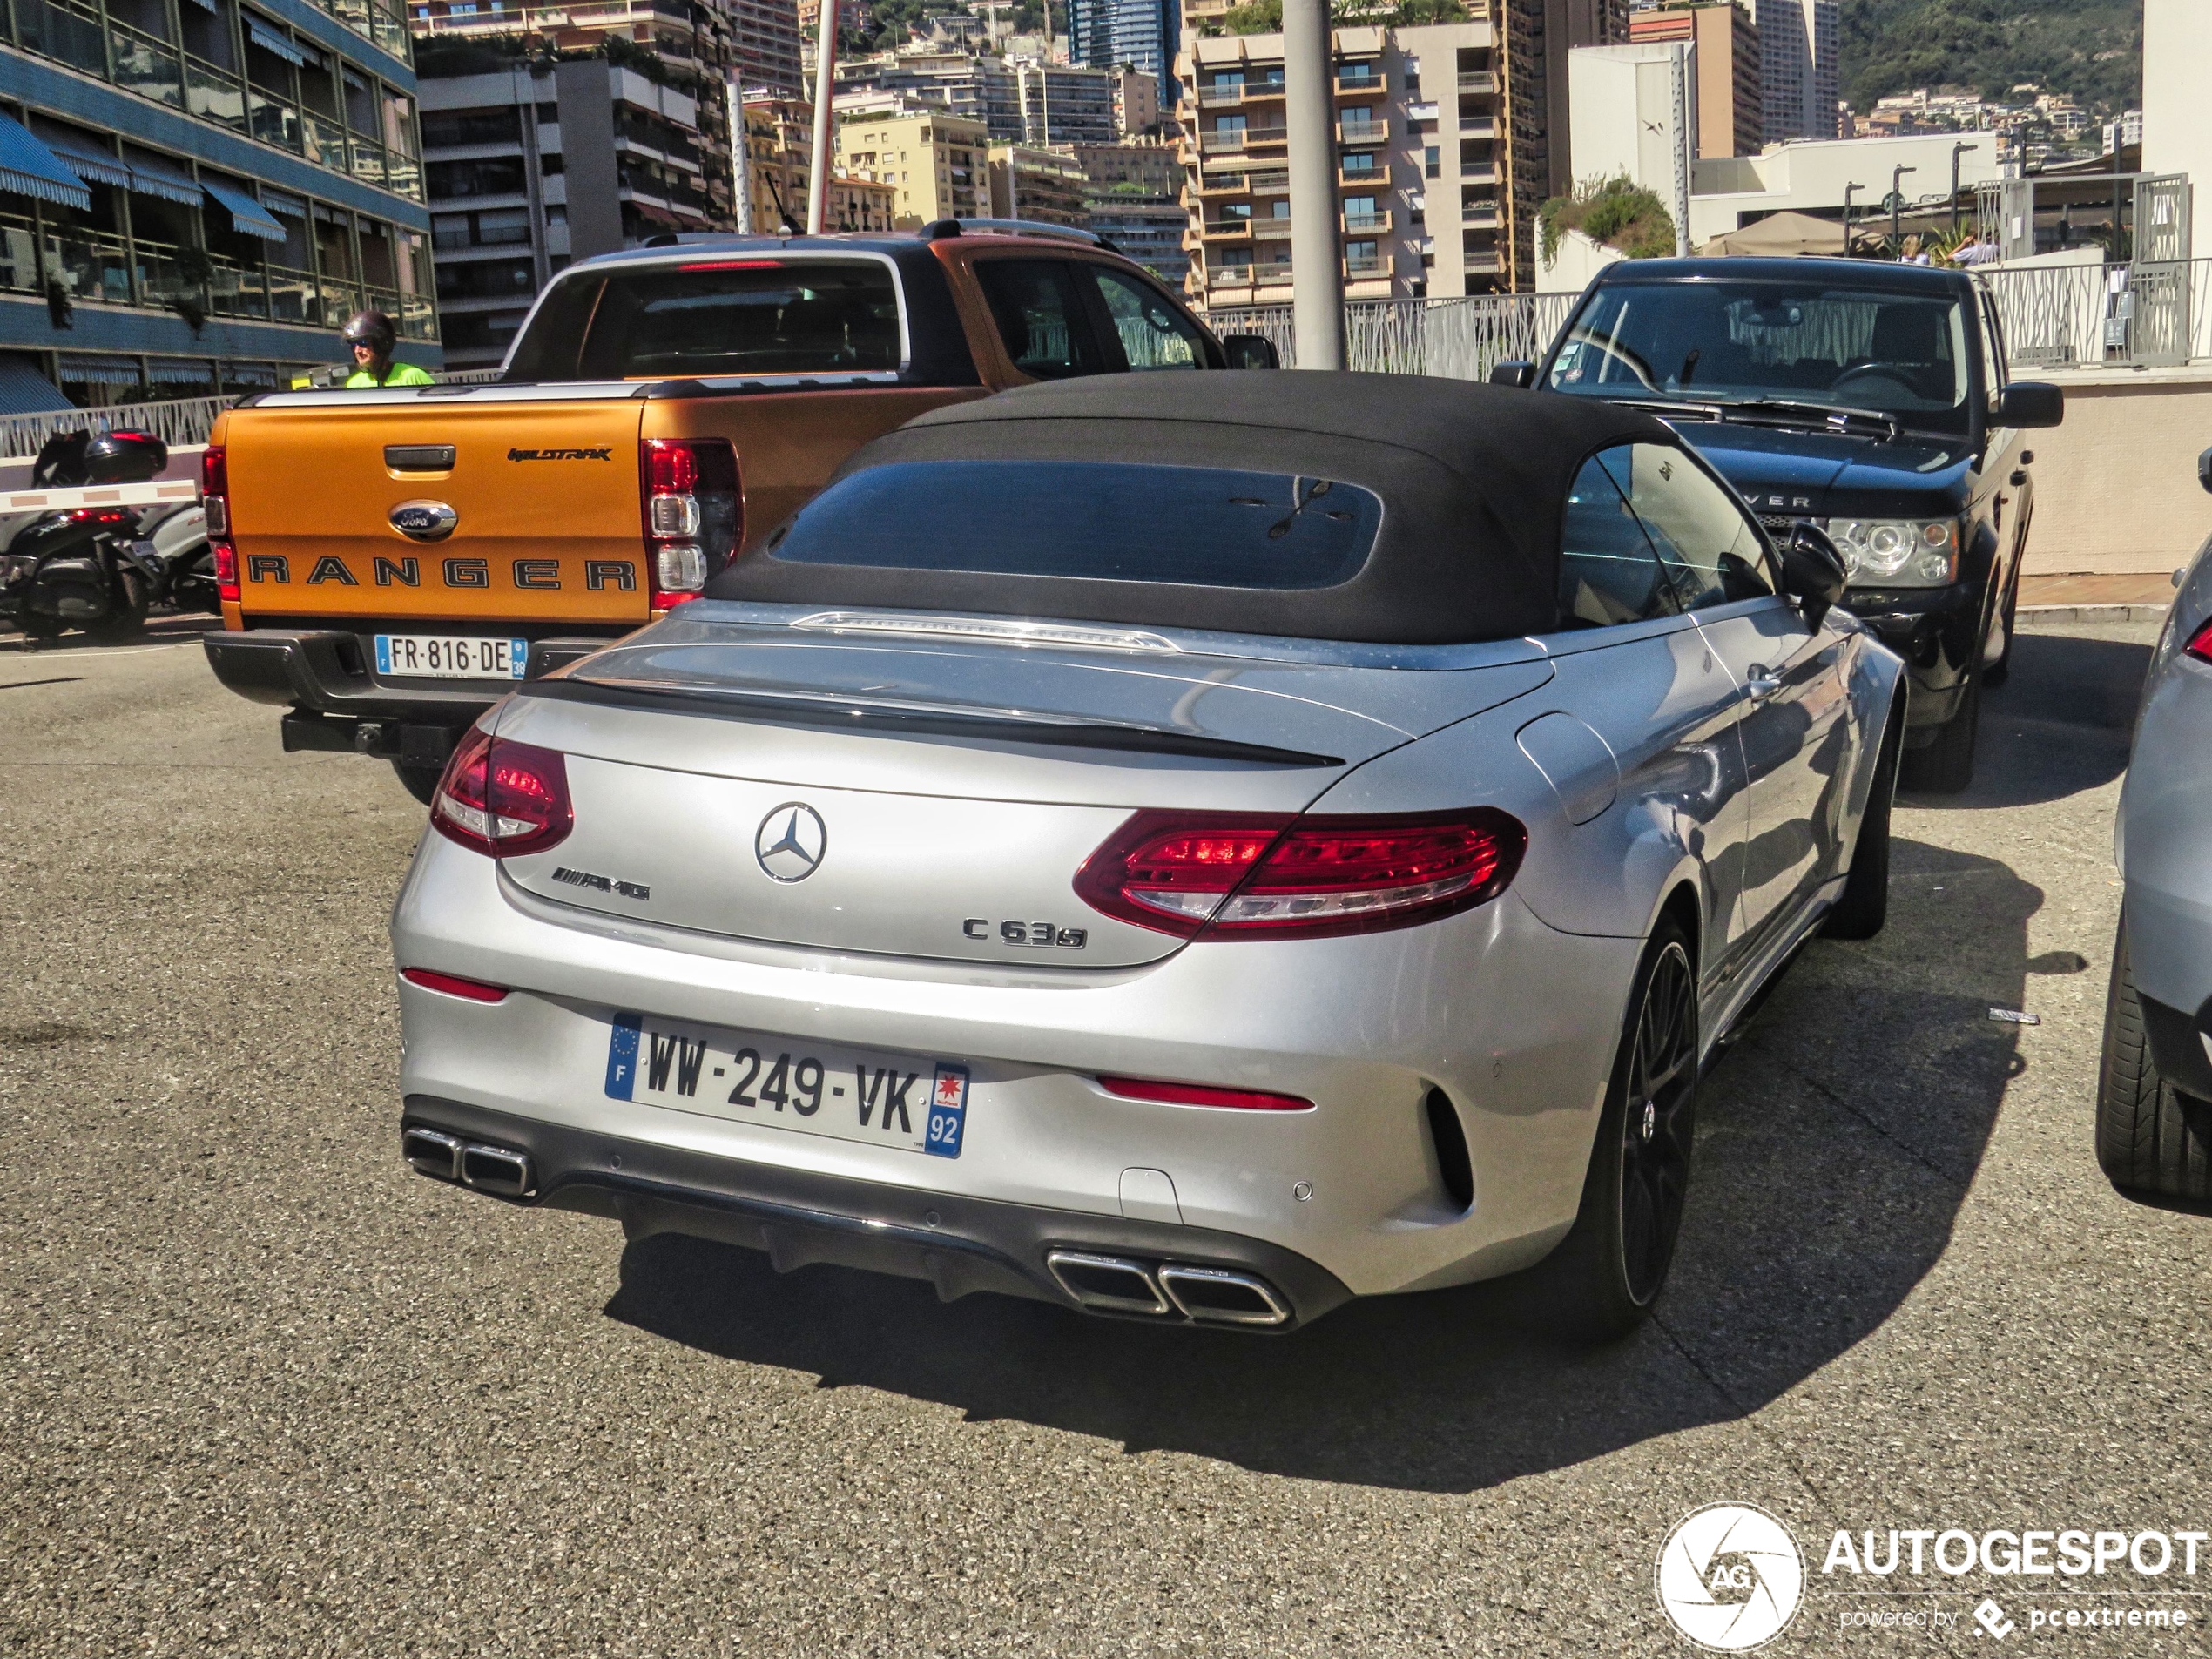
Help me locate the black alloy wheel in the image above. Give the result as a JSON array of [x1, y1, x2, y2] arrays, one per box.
[[1618, 939, 1698, 1305], [1525, 921, 1702, 1339]]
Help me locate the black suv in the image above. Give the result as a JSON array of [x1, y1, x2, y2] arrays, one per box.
[[1502, 256, 2063, 791]]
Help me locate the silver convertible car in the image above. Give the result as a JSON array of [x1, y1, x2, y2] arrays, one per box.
[[391, 374, 1904, 1338]]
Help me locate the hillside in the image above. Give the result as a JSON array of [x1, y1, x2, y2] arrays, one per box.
[[1838, 0, 2141, 115]]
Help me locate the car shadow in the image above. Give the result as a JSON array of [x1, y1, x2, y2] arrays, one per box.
[[604, 834, 2035, 1495], [0, 612, 219, 655], [1913, 627, 2155, 810]]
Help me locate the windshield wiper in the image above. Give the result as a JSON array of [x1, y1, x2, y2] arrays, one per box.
[[1591, 395, 1729, 422], [1713, 399, 1901, 441]]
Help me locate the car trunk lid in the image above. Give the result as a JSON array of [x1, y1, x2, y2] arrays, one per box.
[[489, 610, 1554, 968]]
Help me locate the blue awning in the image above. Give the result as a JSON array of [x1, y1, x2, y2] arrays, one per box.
[[145, 359, 217, 385], [56, 354, 143, 384], [123, 146, 203, 206], [0, 357, 72, 415], [204, 180, 287, 242], [244, 16, 307, 64], [260, 190, 307, 219], [32, 120, 132, 191], [0, 113, 89, 212]]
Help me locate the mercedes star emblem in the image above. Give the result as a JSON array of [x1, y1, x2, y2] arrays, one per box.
[[755, 803, 827, 882]]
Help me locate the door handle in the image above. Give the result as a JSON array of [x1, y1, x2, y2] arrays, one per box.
[[1745, 669, 1782, 700]]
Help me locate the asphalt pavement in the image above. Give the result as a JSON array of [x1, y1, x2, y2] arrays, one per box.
[[1, 617, 2204, 1656]]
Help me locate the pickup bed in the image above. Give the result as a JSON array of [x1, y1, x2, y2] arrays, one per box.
[[201, 225, 1266, 798]]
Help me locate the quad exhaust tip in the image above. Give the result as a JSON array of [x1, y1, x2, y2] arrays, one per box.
[[1045, 1250, 1290, 1327], [401, 1126, 533, 1198]]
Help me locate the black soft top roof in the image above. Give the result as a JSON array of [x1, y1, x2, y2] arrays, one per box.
[[705, 372, 1679, 644]]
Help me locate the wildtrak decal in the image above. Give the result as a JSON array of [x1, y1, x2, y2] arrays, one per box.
[[508, 448, 614, 462]]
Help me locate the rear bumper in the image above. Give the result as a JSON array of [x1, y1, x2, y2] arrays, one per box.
[[403, 1095, 1355, 1330], [204, 626, 623, 753]]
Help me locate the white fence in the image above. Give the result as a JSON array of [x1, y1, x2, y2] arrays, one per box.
[[0, 367, 504, 461], [1209, 293, 1580, 380], [1979, 258, 2212, 370]]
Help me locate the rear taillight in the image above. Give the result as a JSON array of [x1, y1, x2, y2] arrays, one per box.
[[400, 967, 510, 1002], [202, 444, 238, 603], [1075, 807, 1527, 940], [2185, 617, 2212, 664], [429, 726, 574, 857], [1097, 1075, 1312, 1111], [642, 437, 741, 611]]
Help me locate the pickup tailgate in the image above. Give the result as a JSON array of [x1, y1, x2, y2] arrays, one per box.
[[226, 398, 649, 624]]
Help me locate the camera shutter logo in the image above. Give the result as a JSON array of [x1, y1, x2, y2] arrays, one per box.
[[1655, 1503, 1804, 1651]]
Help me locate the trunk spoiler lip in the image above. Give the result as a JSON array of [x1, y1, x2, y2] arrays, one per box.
[[516, 675, 1352, 769]]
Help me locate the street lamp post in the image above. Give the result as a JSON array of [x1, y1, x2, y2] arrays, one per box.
[[1842, 182, 1861, 255], [1951, 141, 1973, 237], [1891, 163, 1917, 252], [1283, 0, 1344, 369]]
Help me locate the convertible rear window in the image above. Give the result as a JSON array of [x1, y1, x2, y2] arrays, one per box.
[[762, 460, 1384, 589], [502, 259, 903, 380]]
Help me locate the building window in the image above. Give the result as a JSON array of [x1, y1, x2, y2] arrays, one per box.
[[1425, 145, 1440, 179]]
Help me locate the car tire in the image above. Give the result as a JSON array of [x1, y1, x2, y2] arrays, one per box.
[[1822, 696, 1903, 941], [394, 760, 444, 806], [2096, 914, 2212, 1202], [1902, 668, 1979, 794], [1527, 919, 1700, 1341]]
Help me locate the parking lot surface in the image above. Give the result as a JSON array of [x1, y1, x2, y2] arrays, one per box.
[[2, 618, 2205, 1656]]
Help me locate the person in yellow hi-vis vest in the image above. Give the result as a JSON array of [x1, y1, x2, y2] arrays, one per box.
[[291, 309, 434, 388]]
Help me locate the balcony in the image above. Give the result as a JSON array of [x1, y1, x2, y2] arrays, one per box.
[[1462, 203, 1499, 226], [1338, 161, 1389, 187], [1249, 169, 1290, 194], [1406, 101, 1439, 123], [1251, 217, 1294, 239], [1459, 115, 1497, 138], [1463, 250, 1502, 273], [1334, 66, 1382, 92], [1458, 71, 1496, 93], [1202, 126, 1288, 154], [1345, 252, 1393, 280], [1461, 161, 1498, 183], [1337, 116, 1389, 144], [1199, 82, 1284, 106], [1343, 209, 1391, 234], [1202, 219, 1255, 239]]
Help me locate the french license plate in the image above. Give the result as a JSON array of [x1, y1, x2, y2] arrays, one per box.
[[604, 1013, 968, 1159], [374, 633, 528, 680]]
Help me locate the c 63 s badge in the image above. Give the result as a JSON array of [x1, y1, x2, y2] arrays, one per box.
[[966, 919, 1088, 948]]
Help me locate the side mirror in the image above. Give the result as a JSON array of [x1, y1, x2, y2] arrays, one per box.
[[1995, 381, 2064, 428], [1220, 334, 1279, 370], [1490, 359, 1536, 388], [2198, 446, 2212, 496], [1781, 522, 1848, 625]]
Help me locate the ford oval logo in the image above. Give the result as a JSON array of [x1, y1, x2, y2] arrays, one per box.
[[388, 499, 459, 543]]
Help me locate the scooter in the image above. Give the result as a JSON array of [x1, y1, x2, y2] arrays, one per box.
[[0, 429, 178, 642]]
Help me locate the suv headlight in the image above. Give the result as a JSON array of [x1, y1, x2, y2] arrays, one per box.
[[1822, 518, 1959, 587]]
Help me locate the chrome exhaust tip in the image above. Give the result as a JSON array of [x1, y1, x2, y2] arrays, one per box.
[[1045, 1250, 1171, 1317], [401, 1126, 464, 1181], [1157, 1264, 1291, 1327], [459, 1142, 534, 1199]]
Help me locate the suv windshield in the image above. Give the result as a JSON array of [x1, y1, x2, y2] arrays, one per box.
[[1545, 280, 1974, 435], [502, 259, 903, 380]]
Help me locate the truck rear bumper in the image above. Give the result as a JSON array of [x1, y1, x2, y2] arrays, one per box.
[[206, 626, 619, 723]]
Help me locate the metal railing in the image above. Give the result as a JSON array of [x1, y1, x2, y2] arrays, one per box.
[[0, 368, 504, 459], [1204, 293, 1581, 380], [1980, 258, 2212, 369]]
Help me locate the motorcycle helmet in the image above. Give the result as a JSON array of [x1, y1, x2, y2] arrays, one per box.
[[341, 308, 397, 358], [83, 428, 168, 486]]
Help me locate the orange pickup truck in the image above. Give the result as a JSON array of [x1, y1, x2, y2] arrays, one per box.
[[201, 222, 1274, 799]]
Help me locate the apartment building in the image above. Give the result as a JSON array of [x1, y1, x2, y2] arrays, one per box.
[[1066, 0, 1179, 100], [1087, 199, 1188, 284], [0, 0, 435, 405], [1074, 138, 1180, 197], [1627, 2, 1759, 157], [833, 109, 987, 223], [987, 143, 1086, 224], [421, 59, 711, 368], [1178, 18, 1554, 304], [1742, 0, 1835, 143], [1110, 66, 1161, 136], [731, 94, 897, 233], [409, 0, 741, 226]]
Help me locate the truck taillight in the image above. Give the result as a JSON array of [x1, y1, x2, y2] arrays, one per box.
[[202, 444, 238, 603], [641, 437, 741, 611]]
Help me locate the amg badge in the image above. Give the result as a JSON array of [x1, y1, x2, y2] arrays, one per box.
[[552, 866, 651, 900]]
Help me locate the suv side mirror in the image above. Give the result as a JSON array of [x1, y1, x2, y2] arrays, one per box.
[[1490, 359, 1536, 388], [1220, 334, 1279, 370], [1781, 522, 1848, 625], [1995, 381, 2064, 428], [2199, 446, 2212, 496]]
